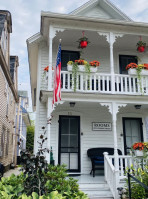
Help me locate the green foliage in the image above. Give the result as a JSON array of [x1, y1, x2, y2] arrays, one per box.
[[125, 166, 148, 198], [72, 62, 79, 92], [44, 165, 88, 199], [26, 122, 35, 153], [21, 131, 49, 196], [0, 173, 25, 199]]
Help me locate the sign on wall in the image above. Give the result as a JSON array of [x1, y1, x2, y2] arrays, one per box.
[[92, 122, 112, 131]]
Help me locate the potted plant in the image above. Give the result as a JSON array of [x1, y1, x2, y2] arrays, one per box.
[[126, 63, 148, 76], [137, 40, 146, 52], [67, 59, 100, 91], [131, 142, 148, 156], [78, 36, 90, 49]]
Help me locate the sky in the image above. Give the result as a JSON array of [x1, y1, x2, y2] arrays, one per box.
[[1, 0, 148, 114]]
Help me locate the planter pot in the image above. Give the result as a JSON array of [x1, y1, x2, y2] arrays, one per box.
[[80, 41, 88, 48], [137, 46, 145, 52], [67, 65, 97, 73], [134, 150, 143, 156], [128, 68, 148, 75]]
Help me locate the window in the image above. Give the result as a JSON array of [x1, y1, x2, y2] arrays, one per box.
[[61, 50, 80, 71], [6, 130, 9, 156], [0, 127, 5, 157], [6, 91, 9, 116], [119, 55, 138, 74]]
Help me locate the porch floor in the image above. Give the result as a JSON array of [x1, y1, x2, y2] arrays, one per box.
[[73, 175, 113, 199]]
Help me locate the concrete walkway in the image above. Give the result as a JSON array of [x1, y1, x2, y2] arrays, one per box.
[[3, 167, 21, 177]]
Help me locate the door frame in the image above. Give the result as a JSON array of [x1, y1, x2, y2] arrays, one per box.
[[122, 117, 143, 155], [58, 115, 81, 172]]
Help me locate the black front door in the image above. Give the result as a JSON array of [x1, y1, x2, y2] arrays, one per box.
[[59, 116, 80, 172], [123, 118, 143, 155], [119, 55, 138, 74]]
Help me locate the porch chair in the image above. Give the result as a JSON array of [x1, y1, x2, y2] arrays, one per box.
[[87, 147, 122, 177]]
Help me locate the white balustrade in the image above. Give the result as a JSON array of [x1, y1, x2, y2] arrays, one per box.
[[50, 71, 148, 95], [104, 152, 117, 198]]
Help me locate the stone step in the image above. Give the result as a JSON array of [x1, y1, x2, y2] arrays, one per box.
[[84, 190, 113, 198], [79, 183, 113, 199], [79, 183, 109, 189]]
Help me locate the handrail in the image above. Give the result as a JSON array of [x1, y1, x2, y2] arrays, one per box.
[[128, 173, 148, 199]]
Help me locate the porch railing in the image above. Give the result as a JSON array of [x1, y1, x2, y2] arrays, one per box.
[[104, 152, 117, 198], [55, 71, 148, 95], [104, 153, 148, 198]]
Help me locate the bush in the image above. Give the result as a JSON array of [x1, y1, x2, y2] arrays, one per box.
[[125, 166, 148, 199]]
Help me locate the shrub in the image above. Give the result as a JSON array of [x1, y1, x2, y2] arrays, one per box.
[[125, 166, 148, 199]]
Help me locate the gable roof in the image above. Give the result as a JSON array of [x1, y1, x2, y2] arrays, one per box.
[[70, 0, 132, 21]]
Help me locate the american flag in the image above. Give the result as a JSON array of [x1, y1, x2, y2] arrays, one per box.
[[53, 43, 61, 105]]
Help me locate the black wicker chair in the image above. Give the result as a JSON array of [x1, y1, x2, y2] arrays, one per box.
[[87, 147, 122, 177]]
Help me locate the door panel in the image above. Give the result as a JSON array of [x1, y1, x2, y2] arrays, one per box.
[[59, 116, 80, 172], [61, 50, 80, 71], [123, 118, 143, 154], [119, 55, 137, 74]]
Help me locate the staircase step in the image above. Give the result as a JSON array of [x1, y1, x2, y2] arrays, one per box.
[[84, 190, 113, 198], [79, 183, 109, 189], [79, 183, 113, 199]]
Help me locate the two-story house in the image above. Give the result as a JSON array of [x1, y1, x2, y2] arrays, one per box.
[[27, 0, 148, 198], [15, 90, 30, 164], [0, 10, 19, 171]]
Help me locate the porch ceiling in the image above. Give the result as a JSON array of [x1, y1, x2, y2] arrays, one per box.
[[54, 29, 148, 51]]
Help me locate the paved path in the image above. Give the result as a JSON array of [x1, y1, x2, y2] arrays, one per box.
[[3, 167, 21, 177]]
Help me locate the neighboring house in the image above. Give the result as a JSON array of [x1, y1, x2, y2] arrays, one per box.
[[27, 0, 148, 198], [0, 10, 19, 171], [15, 91, 30, 163]]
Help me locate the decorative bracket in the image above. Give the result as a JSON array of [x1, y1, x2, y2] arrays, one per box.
[[98, 32, 124, 45], [49, 26, 65, 40], [100, 102, 127, 115]]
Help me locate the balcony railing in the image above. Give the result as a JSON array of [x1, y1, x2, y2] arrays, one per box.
[[50, 71, 148, 95]]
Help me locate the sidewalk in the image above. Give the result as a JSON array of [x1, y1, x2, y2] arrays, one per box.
[[3, 167, 21, 178]]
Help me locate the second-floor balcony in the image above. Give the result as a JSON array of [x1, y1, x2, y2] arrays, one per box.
[[59, 70, 148, 95], [43, 29, 148, 97]]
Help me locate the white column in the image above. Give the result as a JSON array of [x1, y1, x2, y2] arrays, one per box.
[[111, 102, 119, 170], [109, 32, 115, 94], [48, 26, 54, 91], [46, 97, 52, 163]]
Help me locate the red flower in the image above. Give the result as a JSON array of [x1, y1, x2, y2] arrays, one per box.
[[44, 66, 49, 72], [126, 63, 138, 70]]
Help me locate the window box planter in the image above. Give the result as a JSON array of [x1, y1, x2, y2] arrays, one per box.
[[128, 68, 148, 75], [67, 65, 97, 73], [134, 150, 143, 156]]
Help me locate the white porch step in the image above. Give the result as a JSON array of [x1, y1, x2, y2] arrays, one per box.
[[79, 183, 113, 199]]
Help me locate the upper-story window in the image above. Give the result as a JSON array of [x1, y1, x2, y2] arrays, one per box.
[[61, 50, 80, 71], [119, 55, 138, 74]]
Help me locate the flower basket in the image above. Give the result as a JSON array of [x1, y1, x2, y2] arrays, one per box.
[[80, 41, 88, 48], [128, 68, 148, 75], [134, 150, 143, 156], [137, 46, 145, 52], [67, 65, 97, 72]]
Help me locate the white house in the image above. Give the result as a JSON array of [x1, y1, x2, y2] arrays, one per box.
[[27, 0, 148, 198]]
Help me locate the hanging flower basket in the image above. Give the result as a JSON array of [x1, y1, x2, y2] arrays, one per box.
[[137, 46, 145, 52], [136, 40, 146, 53], [78, 32, 90, 49]]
